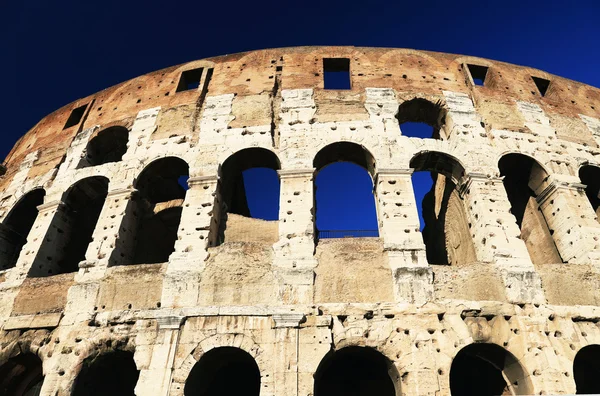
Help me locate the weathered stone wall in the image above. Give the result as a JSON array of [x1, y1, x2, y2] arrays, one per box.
[[0, 46, 599, 395]]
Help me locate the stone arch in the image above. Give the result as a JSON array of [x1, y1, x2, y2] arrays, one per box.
[[80, 125, 129, 167], [396, 97, 448, 139], [0, 353, 44, 395], [184, 347, 260, 396], [313, 142, 379, 240], [410, 151, 475, 265], [578, 163, 600, 218], [574, 344, 600, 394], [71, 336, 138, 396], [450, 342, 533, 396], [30, 176, 109, 277], [498, 152, 562, 265], [314, 346, 401, 396], [215, 147, 281, 245], [112, 156, 189, 266], [174, 333, 269, 396], [0, 188, 45, 270]]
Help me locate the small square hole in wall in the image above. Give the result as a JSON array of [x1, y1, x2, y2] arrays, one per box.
[[531, 76, 550, 97], [466, 64, 488, 86], [176, 68, 203, 92], [323, 58, 351, 90], [63, 104, 88, 130]]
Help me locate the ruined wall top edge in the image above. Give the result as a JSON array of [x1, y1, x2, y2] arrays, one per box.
[[4, 46, 600, 189]]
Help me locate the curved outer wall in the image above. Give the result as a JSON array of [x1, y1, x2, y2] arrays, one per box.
[[0, 46, 600, 395]]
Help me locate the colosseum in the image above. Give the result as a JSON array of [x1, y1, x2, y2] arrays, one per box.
[[1, 45, 600, 395]]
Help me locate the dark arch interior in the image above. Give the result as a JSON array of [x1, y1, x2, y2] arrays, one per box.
[[579, 165, 600, 213], [83, 126, 129, 167], [184, 347, 260, 396], [217, 148, 281, 245], [120, 157, 189, 265], [574, 344, 600, 394], [0, 189, 45, 270], [72, 350, 139, 396], [313, 143, 378, 240], [0, 353, 44, 396], [450, 343, 530, 396], [410, 152, 473, 265], [30, 177, 108, 277], [498, 153, 561, 265], [396, 98, 446, 139], [220, 148, 280, 217], [314, 346, 396, 396]]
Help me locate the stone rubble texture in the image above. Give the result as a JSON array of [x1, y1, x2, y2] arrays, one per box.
[[0, 46, 599, 395]]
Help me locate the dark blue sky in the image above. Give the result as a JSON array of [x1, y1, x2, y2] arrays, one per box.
[[2, 0, 599, 232]]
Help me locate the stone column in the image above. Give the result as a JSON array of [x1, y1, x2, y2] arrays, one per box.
[[460, 173, 545, 303], [374, 169, 432, 304], [272, 313, 306, 396], [135, 316, 184, 396], [162, 175, 219, 308], [535, 179, 600, 265], [273, 169, 317, 305]]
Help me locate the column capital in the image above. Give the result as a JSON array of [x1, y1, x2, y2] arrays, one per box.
[[36, 199, 65, 213], [107, 187, 137, 199], [188, 174, 219, 187], [536, 179, 586, 205], [272, 313, 306, 328], [458, 172, 503, 197], [157, 315, 185, 330], [277, 168, 315, 179]]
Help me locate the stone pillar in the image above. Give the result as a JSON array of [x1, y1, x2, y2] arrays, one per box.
[[162, 175, 219, 308], [535, 179, 600, 265], [273, 169, 317, 305], [135, 316, 184, 396], [374, 169, 432, 304], [272, 313, 305, 396], [460, 174, 545, 303]]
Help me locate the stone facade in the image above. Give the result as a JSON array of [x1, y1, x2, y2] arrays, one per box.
[[0, 46, 600, 395]]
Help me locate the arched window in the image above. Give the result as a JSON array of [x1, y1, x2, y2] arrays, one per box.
[[81, 126, 129, 167], [118, 157, 189, 265], [396, 98, 446, 139], [314, 346, 399, 396], [30, 177, 108, 277], [0, 353, 44, 396], [410, 151, 475, 265], [574, 344, 600, 394], [498, 153, 561, 265], [184, 347, 260, 396], [450, 343, 532, 396], [217, 148, 280, 245], [72, 350, 139, 396], [313, 142, 378, 240], [579, 165, 600, 219], [0, 189, 45, 270]]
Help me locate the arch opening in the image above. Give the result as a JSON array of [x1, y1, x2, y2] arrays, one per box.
[[498, 153, 562, 265], [574, 344, 600, 394], [72, 350, 139, 396], [314, 346, 398, 396], [313, 142, 378, 240], [184, 347, 260, 396], [30, 177, 108, 277], [80, 126, 129, 167], [113, 157, 189, 266], [0, 353, 44, 396], [217, 148, 280, 245], [450, 343, 532, 396], [396, 98, 446, 139], [0, 189, 45, 270], [410, 152, 475, 265], [579, 165, 600, 220]]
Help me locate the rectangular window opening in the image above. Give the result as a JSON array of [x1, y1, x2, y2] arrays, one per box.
[[63, 104, 88, 130], [323, 58, 351, 90], [176, 68, 203, 92], [532, 76, 550, 97], [466, 64, 488, 86]]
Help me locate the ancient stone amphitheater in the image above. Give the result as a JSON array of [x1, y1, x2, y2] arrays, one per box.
[[1, 46, 600, 395]]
